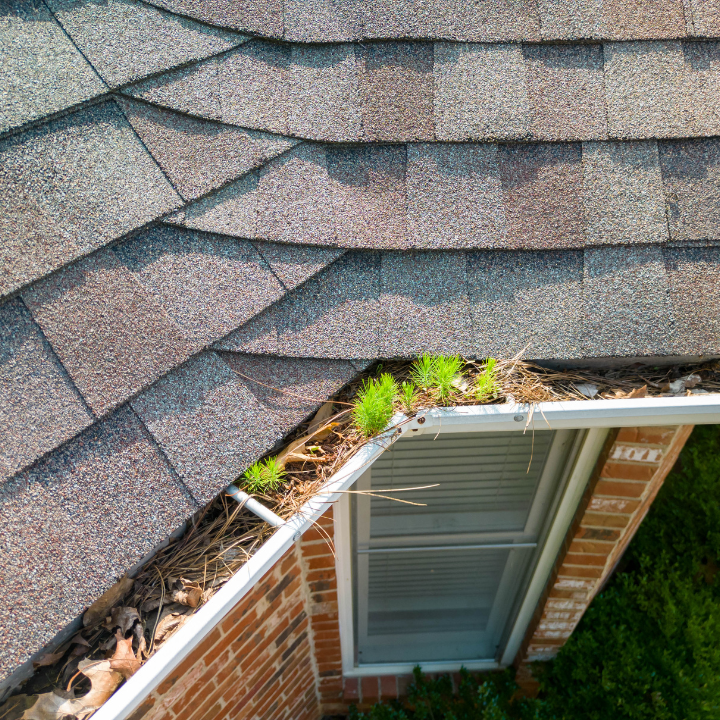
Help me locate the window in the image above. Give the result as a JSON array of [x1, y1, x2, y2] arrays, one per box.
[[338, 427, 586, 671]]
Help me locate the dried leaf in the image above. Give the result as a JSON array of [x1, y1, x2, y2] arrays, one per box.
[[170, 586, 202, 608], [140, 597, 162, 613], [60, 659, 124, 716], [306, 402, 334, 435], [0, 694, 35, 720], [109, 631, 140, 680], [154, 613, 188, 647], [576, 383, 599, 398], [69, 634, 90, 648], [103, 607, 140, 635], [20, 691, 69, 720], [83, 576, 134, 628], [626, 385, 647, 399], [276, 421, 339, 469], [31, 651, 65, 670]]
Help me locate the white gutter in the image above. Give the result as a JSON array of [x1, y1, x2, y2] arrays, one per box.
[[95, 396, 720, 720], [226, 485, 285, 527]]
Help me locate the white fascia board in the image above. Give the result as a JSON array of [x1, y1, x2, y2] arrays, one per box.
[[96, 396, 720, 719]]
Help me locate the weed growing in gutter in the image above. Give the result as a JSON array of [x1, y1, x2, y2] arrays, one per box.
[[243, 457, 286, 494], [352, 373, 399, 437]]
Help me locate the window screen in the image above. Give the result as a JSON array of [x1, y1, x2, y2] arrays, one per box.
[[353, 430, 573, 665]]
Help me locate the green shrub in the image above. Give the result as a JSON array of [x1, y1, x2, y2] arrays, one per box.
[[400, 381, 420, 414], [242, 456, 285, 494], [474, 358, 499, 401], [409, 354, 465, 402], [353, 373, 399, 437], [410, 354, 437, 390]]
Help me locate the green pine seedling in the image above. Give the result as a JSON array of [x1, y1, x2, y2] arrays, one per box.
[[474, 358, 499, 401], [410, 353, 436, 390], [400, 381, 420, 414], [353, 373, 398, 437], [432, 355, 465, 402], [242, 456, 286, 494]]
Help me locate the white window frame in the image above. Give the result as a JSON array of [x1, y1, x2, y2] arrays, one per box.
[[334, 395, 720, 677]]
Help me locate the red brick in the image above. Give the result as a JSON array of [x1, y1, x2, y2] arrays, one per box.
[[126, 698, 156, 720], [563, 553, 608, 567], [300, 541, 335, 558], [580, 512, 631, 529], [343, 677, 359, 701], [361, 677, 379, 703], [587, 497, 641, 514], [380, 676, 397, 700], [557, 565, 604, 579], [574, 526, 622, 541], [281, 550, 299, 575], [599, 462, 656, 482], [397, 674, 413, 697], [569, 539, 616, 554]]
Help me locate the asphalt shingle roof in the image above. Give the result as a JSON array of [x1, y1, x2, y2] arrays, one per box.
[[3, 0, 720, 685]]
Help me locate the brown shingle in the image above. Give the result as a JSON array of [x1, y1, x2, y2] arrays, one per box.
[[284, 0, 361, 42], [23, 250, 194, 416], [524, 44, 606, 141], [357, 42, 434, 142], [685, 41, 720, 136], [406, 143, 507, 248], [538, 0, 604, 40], [660, 138, 720, 241], [499, 143, 586, 248], [689, 0, 720, 36], [0, 299, 93, 482], [118, 98, 298, 201], [434, 43, 529, 141], [601, 0, 687, 40], [326, 145, 408, 248]]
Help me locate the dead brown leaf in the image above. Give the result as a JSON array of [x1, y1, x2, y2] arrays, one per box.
[[64, 659, 124, 716], [31, 651, 65, 670], [103, 607, 140, 635], [306, 402, 334, 435], [154, 613, 188, 647], [626, 385, 648, 399], [276, 422, 339, 469], [109, 631, 140, 680], [171, 586, 202, 608], [83, 576, 134, 628], [20, 691, 69, 720], [0, 694, 35, 720]]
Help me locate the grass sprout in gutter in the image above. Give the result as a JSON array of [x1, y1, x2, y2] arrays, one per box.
[[352, 373, 398, 437], [242, 457, 286, 494]]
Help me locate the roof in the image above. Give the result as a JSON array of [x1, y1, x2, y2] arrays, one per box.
[[2, 0, 720, 685]]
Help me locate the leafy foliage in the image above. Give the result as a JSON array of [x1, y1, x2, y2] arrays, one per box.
[[410, 354, 437, 390], [409, 354, 465, 401], [474, 358, 499, 401], [400, 381, 420, 414], [242, 456, 286, 494], [353, 373, 399, 437]]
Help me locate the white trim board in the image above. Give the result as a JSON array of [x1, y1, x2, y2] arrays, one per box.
[[96, 397, 720, 719]]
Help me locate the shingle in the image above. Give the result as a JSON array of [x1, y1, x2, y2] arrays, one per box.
[[0, 406, 196, 678], [47, 0, 246, 88], [685, 41, 720, 136], [601, 0, 687, 40], [406, 143, 507, 248], [256, 144, 336, 246], [326, 145, 408, 248], [357, 42, 434, 142], [0, 0, 105, 134], [468, 250, 584, 359], [498, 143, 586, 248], [118, 98, 298, 201], [0, 101, 181, 299], [663, 245, 720, 354], [582, 141, 667, 244], [690, 0, 720, 36], [524, 44, 606, 141], [379, 252, 472, 357], [218, 41, 291, 135], [434, 43, 529, 141], [604, 41, 690, 139], [143, 0, 284, 35], [252, 241, 346, 290], [113, 226, 284, 346], [122, 57, 220, 120], [166, 171, 259, 238], [219, 353, 357, 430], [23, 250, 194, 417], [0, 299, 93, 483], [659, 138, 720, 241], [538, 0, 604, 40], [582, 246, 672, 356], [284, 0, 362, 42], [289, 45, 361, 141], [224, 252, 381, 358], [132, 352, 283, 504]]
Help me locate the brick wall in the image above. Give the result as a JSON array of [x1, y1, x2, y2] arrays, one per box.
[[514, 425, 694, 693]]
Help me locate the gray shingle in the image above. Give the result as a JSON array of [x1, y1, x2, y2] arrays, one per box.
[[499, 143, 586, 248], [256, 144, 336, 246], [524, 44, 606, 141], [664, 245, 720, 354], [23, 250, 194, 416], [468, 250, 584, 359], [132, 352, 283, 504], [358, 42, 434, 142], [218, 41, 291, 135], [0, 101, 182, 299], [434, 43, 529, 142], [326, 145, 408, 248], [284, 0, 361, 42], [660, 138, 720, 241], [601, 0, 687, 40], [289, 45, 361, 141], [0, 0, 105, 134], [214, 306, 280, 354], [406, 143, 507, 248], [122, 57, 220, 120], [143, 0, 283, 35], [118, 98, 298, 201], [604, 41, 690, 139], [252, 241, 345, 290], [114, 226, 284, 346], [0, 406, 196, 679], [582, 245, 672, 356], [582, 140, 667, 244], [47, 0, 245, 88], [379, 251, 472, 357], [0, 299, 93, 483], [538, 0, 604, 40], [220, 353, 357, 430], [166, 171, 259, 238], [685, 41, 720, 137], [690, 0, 720, 36]]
